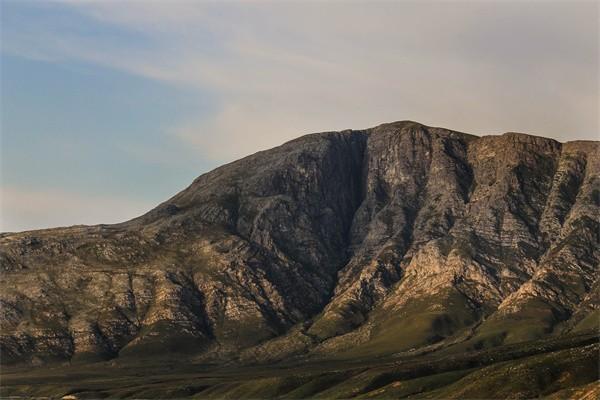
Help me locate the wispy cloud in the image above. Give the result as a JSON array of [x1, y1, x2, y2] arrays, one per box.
[[4, 1, 597, 164]]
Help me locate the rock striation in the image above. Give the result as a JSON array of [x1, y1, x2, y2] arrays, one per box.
[[1, 121, 598, 365]]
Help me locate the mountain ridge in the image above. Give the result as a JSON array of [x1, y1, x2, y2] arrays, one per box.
[[1, 121, 598, 374], [4, 119, 593, 236], [1, 121, 593, 237]]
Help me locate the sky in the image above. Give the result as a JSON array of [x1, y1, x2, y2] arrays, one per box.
[[1, 0, 598, 232]]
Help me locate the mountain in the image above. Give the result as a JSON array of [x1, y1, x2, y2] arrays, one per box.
[[1, 121, 598, 398]]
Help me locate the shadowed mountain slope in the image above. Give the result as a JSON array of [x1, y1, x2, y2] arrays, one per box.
[[1, 121, 598, 370]]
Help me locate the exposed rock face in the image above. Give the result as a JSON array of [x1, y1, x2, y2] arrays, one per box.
[[0, 121, 598, 365]]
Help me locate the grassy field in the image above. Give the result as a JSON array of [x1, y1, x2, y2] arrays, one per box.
[[1, 332, 597, 399]]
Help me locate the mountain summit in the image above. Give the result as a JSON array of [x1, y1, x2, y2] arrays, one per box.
[[1, 121, 598, 398]]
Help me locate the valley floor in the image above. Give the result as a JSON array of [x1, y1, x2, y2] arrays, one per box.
[[1, 332, 598, 399]]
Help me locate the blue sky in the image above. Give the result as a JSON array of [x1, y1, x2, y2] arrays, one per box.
[[1, 0, 598, 232]]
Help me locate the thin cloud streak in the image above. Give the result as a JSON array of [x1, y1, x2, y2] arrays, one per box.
[[5, 2, 598, 160]]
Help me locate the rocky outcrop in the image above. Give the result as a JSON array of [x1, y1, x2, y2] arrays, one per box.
[[0, 121, 598, 365]]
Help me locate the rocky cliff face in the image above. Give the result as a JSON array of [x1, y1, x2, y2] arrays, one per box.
[[1, 121, 598, 365]]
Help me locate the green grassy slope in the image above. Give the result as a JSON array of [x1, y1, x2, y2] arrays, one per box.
[[1, 332, 596, 399]]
